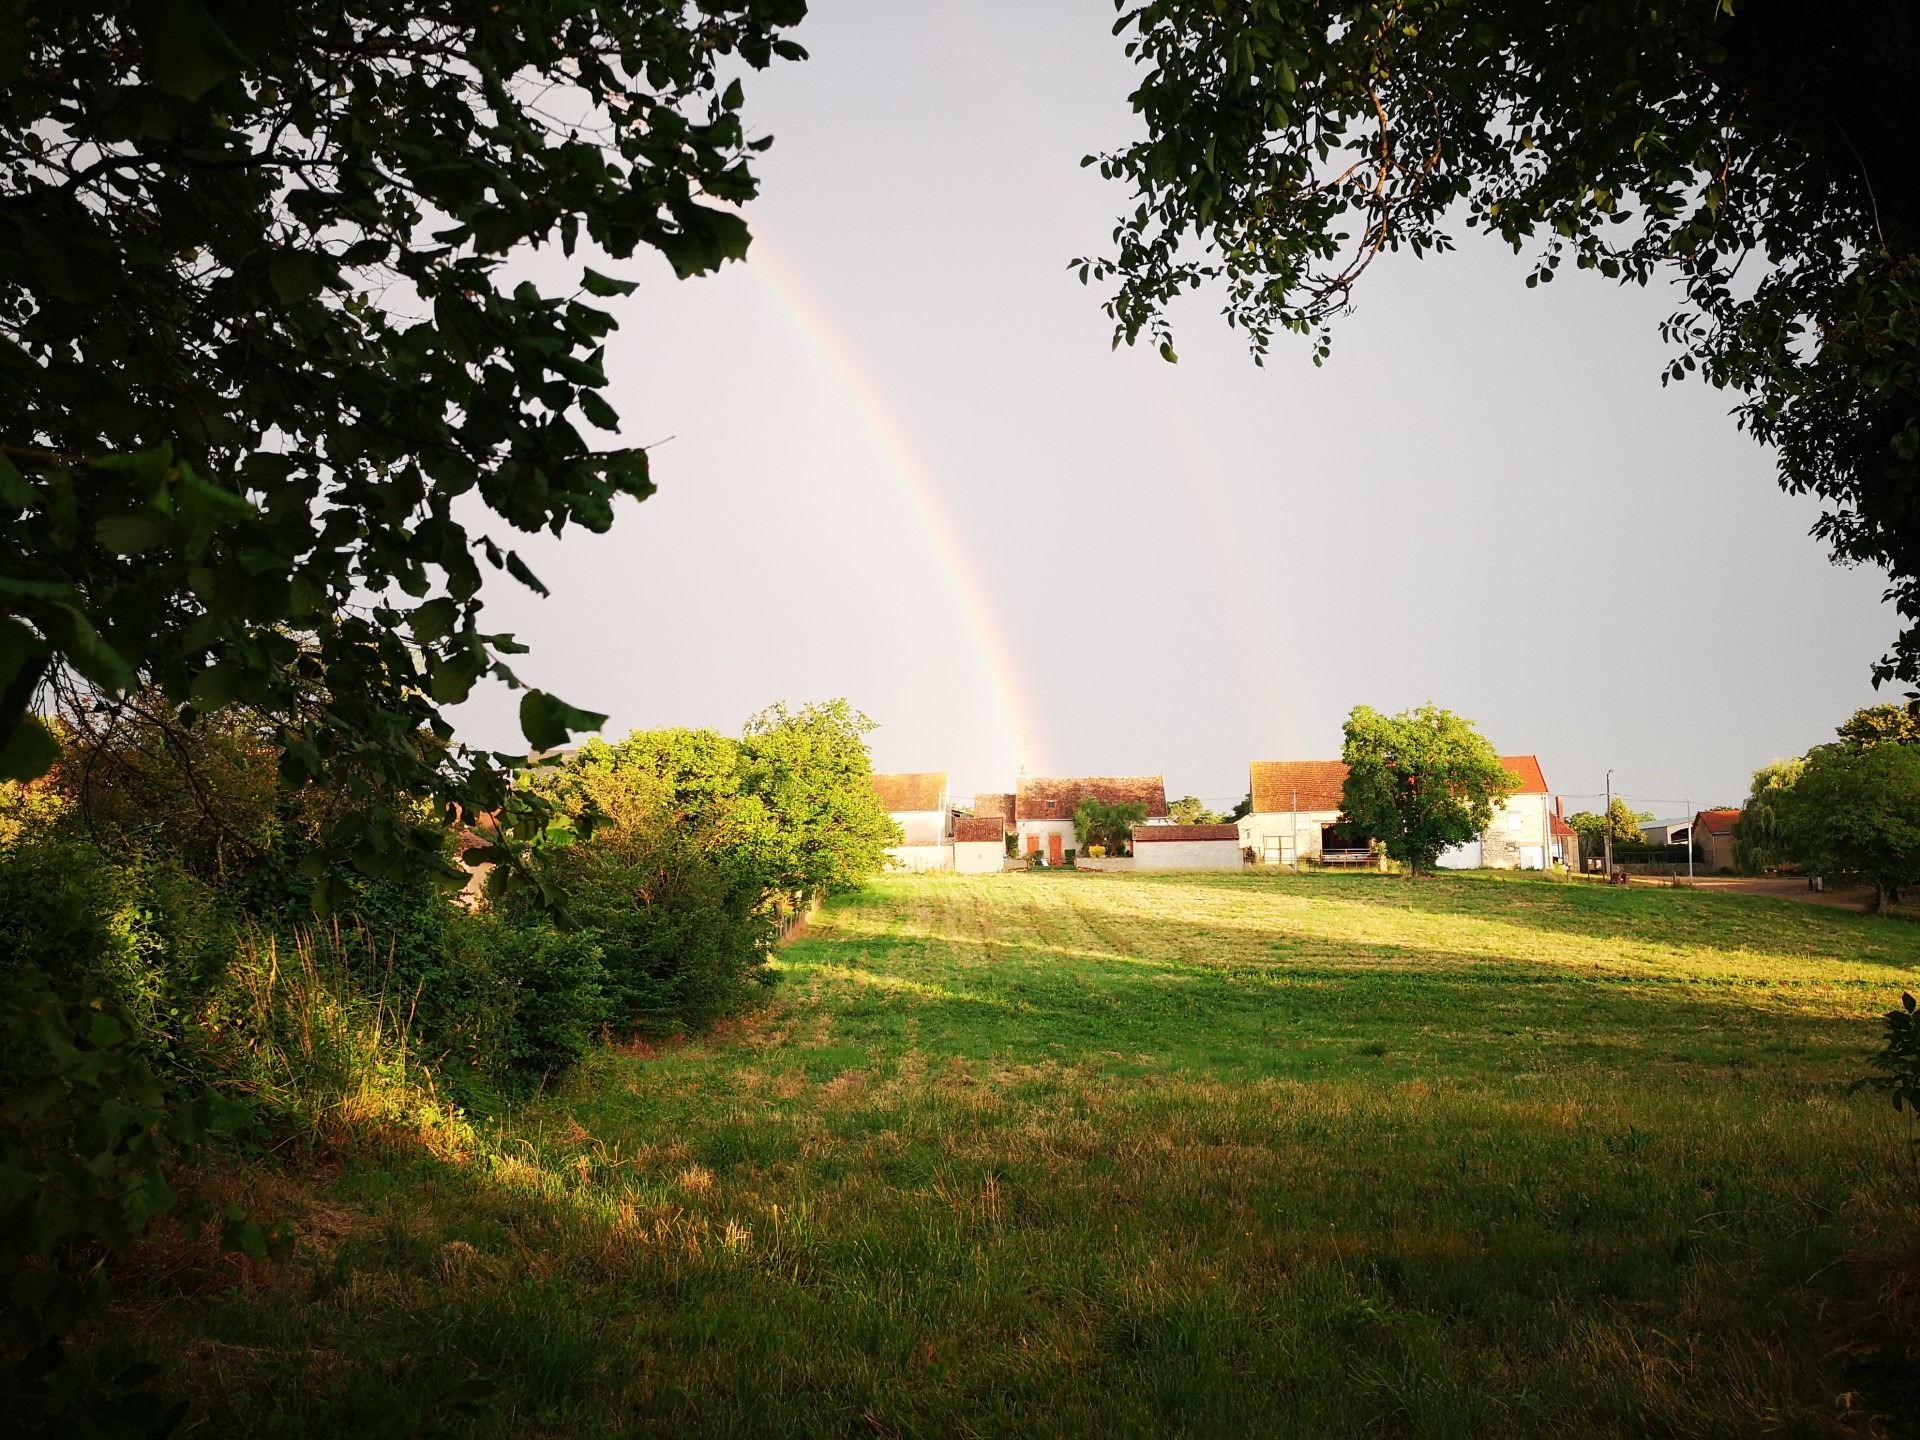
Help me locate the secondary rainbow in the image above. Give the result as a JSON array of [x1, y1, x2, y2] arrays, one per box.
[[744, 237, 1043, 776]]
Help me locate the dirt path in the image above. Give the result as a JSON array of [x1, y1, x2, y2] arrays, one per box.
[[1637, 874, 1878, 910]]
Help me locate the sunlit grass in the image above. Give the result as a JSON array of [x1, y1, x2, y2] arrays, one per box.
[[102, 870, 1920, 1436]]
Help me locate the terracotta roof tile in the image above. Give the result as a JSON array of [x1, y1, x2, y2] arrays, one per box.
[[972, 792, 1014, 821], [1695, 807, 1742, 835], [1132, 823, 1241, 842], [954, 815, 1006, 843], [1249, 760, 1348, 814], [1499, 755, 1549, 794], [872, 772, 948, 813], [1015, 775, 1168, 821]]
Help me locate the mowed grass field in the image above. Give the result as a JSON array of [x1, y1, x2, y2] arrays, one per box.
[[111, 871, 1920, 1437]]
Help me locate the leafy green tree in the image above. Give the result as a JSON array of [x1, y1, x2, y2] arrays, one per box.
[[1338, 704, 1518, 877], [1167, 795, 1225, 825], [1837, 704, 1920, 749], [1228, 790, 1252, 823], [0, 0, 806, 892], [738, 701, 898, 899], [1778, 742, 1920, 913], [1732, 757, 1806, 872], [1083, 2, 1920, 685], [1074, 799, 1149, 855]]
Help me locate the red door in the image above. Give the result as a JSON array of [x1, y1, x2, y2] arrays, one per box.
[[1025, 834, 1040, 856], [1048, 833, 1063, 866]]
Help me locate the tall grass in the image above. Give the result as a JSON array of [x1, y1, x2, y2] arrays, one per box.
[[205, 924, 470, 1151]]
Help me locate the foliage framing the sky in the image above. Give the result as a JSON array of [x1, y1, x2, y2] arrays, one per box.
[[0, 0, 805, 885], [1084, 1, 1920, 683]]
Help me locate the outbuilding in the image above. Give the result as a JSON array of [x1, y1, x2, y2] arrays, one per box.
[[953, 814, 1008, 874], [1131, 823, 1244, 871], [1693, 808, 1742, 872]]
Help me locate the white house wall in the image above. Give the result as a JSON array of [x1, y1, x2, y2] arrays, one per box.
[[891, 808, 949, 846], [953, 841, 1004, 874], [1015, 819, 1079, 853], [887, 843, 953, 872], [1135, 840, 1244, 871]]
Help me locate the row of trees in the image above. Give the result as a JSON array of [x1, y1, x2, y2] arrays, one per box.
[[0, 692, 894, 1419], [1733, 705, 1920, 912]]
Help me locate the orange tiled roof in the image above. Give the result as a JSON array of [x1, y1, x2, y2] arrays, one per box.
[[1132, 823, 1240, 842], [1695, 808, 1742, 836], [1249, 760, 1349, 814], [954, 815, 1006, 843], [1500, 755, 1549, 794], [972, 792, 1014, 821], [872, 772, 947, 813], [1015, 775, 1168, 821]]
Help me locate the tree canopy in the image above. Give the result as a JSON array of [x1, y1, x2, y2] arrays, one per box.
[[1565, 799, 1656, 852], [1732, 756, 1804, 873], [1085, 2, 1920, 684], [1778, 740, 1920, 912], [0, 0, 806, 894], [1074, 798, 1148, 856], [1167, 794, 1226, 825], [1337, 703, 1517, 876]]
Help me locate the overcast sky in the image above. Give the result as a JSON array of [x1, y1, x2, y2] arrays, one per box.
[[455, 0, 1890, 821]]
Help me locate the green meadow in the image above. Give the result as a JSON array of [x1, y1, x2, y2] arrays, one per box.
[[104, 871, 1920, 1436]]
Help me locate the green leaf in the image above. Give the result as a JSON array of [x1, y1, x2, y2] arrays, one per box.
[[132, 0, 253, 100], [504, 551, 549, 597], [410, 597, 458, 644], [581, 268, 638, 297], [519, 689, 607, 752], [94, 514, 170, 555], [578, 390, 620, 431], [0, 716, 59, 782], [0, 452, 31, 509]]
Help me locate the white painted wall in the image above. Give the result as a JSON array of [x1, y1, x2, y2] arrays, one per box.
[[1437, 840, 1482, 869], [1015, 818, 1078, 854], [886, 843, 952, 872], [891, 808, 949, 846], [953, 840, 1003, 874], [1135, 840, 1244, 871]]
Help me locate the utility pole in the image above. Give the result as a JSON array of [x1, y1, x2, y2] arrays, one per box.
[[1686, 797, 1693, 880], [1604, 769, 1614, 878]]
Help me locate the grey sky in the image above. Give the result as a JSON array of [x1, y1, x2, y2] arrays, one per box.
[[456, 0, 1890, 821]]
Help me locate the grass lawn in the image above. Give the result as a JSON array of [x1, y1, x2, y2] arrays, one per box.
[[105, 871, 1920, 1437]]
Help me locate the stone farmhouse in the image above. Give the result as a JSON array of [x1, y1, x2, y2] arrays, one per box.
[[1239, 755, 1574, 870], [1015, 774, 1168, 866]]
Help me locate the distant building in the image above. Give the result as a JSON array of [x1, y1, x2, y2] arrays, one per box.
[[1238, 760, 1350, 865], [1639, 818, 1694, 846], [1693, 808, 1742, 872], [1243, 754, 1564, 870], [872, 772, 952, 871], [1015, 774, 1168, 866], [1132, 823, 1244, 871]]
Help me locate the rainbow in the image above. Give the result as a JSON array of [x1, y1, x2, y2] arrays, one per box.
[[744, 236, 1044, 776]]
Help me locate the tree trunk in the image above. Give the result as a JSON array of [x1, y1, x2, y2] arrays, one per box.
[[1877, 879, 1892, 915]]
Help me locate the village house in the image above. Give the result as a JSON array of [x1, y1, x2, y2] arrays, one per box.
[[1239, 755, 1569, 870], [1131, 823, 1244, 871], [871, 771, 953, 871], [1693, 808, 1742, 872], [1015, 774, 1168, 866]]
